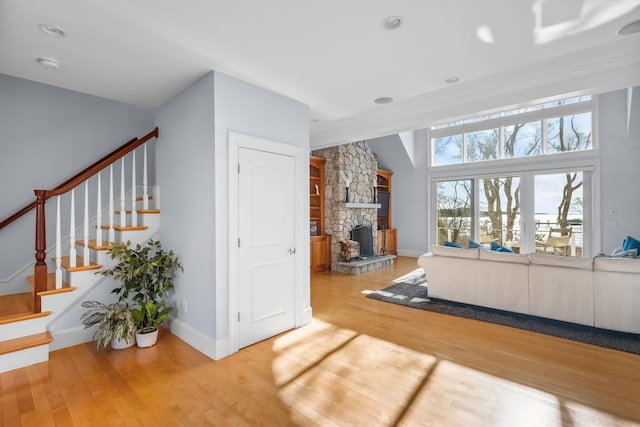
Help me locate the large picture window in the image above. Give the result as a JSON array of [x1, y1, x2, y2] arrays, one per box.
[[430, 96, 596, 257]]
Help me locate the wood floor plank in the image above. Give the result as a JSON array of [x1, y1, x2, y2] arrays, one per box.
[[1, 257, 639, 426]]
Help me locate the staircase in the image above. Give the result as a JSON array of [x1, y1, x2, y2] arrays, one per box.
[[0, 128, 160, 374]]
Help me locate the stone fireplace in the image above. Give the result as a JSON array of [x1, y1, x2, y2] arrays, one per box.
[[312, 141, 395, 274]]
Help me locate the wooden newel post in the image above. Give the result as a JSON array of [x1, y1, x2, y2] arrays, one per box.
[[34, 190, 48, 313]]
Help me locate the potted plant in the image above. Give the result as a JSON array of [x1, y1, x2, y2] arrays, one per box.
[[99, 239, 183, 347], [80, 301, 136, 350]]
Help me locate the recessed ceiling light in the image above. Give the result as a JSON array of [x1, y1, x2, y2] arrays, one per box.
[[37, 57, 61, 71], [445, 76, 460, 84], [381, 16, 403, 30], [617, 19, 640, 36], [38, 24, 66, 38], [374, 97, 394, 104]]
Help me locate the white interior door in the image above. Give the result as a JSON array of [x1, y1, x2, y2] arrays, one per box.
[[237, 146, 296, 348]]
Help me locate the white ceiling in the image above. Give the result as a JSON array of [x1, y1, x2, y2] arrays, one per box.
[[1, 0, 639, 147]]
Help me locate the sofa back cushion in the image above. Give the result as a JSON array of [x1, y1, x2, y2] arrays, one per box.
[[594, 257, 640, 274], [529, 253, 593, 270], [479, 249, 530, 264], [430, 245, 480, 259]]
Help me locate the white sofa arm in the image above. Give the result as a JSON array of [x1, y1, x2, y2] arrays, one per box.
[[593, 257, 640, 334]]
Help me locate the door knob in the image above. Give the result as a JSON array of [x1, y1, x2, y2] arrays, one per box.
[[287, 248, 296, 255]]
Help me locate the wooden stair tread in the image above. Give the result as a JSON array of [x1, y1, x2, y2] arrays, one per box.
[[75, 239, 111, 250], [28, 272, 72, 293], [114, 209, 160, 214], [0, 332, 53, 356], [0, 310, 51, 325], [52, 256, 102, 272], [0, 292, 32, 317], [113, 225, 148, 231]]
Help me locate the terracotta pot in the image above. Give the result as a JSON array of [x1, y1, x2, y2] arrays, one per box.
[[135, 329, 159, 348]]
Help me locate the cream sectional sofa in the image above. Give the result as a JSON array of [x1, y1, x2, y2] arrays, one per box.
[[418, 245, 640, 334]]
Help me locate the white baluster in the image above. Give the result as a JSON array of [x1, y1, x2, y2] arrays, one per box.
[[120, 157, 126, 227], [143, 143, 149, 210], [55, 196, 62, 289], [109, 165, 115, 242], [131, 150, 137, 227], [83, 181, 90, 266], [96, 172, 103, 247], [69, 189, 77, 268]]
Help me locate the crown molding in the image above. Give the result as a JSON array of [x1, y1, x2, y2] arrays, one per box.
[[311, 40, 640, 148]]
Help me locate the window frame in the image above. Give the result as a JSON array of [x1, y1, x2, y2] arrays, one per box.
[[430, 98, 595, 166], [427, 96, 601, 256]]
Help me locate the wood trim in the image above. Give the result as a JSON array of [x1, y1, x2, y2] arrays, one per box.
[[0, 311, 51, 325], [0, 332, 53, 356]]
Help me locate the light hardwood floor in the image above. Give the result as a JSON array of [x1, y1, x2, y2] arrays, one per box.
[[2, 257, 639, 426]]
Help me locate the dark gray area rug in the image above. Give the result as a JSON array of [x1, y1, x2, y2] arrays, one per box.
[[366, 275, 640, 355]]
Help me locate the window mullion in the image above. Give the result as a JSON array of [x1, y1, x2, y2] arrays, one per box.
[[541, 118, 547, 154]]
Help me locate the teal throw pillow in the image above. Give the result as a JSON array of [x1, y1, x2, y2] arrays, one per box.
[[621, 235, 640, 254], [444, 240, 463, 248], [612, 248, 638, 258], [491, 241, 514, 253], [468, 240, 486, 249]]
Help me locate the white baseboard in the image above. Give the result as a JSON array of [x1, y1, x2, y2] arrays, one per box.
[[398, 249, 427, 258], [50, 325, 94, 351], [169, 318, 224, 360]]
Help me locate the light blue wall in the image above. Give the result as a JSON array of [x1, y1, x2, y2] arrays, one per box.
[[0, 74, 154, 282], [599, 88, 640, 253], [154, 72, 217, 341], [155, 70, 309, 359], [370, 88, 640, 256], [368, 130, 429, 257]]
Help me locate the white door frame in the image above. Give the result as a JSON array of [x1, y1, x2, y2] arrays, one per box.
[[228, 132, 306, 354]]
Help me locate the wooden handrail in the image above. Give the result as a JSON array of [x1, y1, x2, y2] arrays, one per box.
[[0, 127, 158, 231]]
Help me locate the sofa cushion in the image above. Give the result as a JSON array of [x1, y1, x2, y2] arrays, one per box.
[[430, 245, 480, 259], [594, 257, 640, 274], [479, 249, 530, 264], [444, 240, 464, 248], [468, 240, 487, 249], [622, 235, 640, 254], [490, 241, 514, 253], [529, 253, 593, 270]]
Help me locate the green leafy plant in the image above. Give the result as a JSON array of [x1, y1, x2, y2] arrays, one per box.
[[133, 300, 173, 334], [100, 239, 183, 333], [80, 301, 136, 350]]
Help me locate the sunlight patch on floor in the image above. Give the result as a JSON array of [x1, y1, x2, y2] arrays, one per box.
[[271, 319, 640, 426], [391, 267, 425, 284], [272, 319, 436, 426]]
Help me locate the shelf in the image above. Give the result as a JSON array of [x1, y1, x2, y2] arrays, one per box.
[[345, 202, 381, 209]]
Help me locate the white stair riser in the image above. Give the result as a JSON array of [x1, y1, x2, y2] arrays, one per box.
[[0, 344, 49, 374], [139, 213, 160, 229], [0, 316, 48, 341], [62, 269, 102, 288], [114, 228, 158, 247]]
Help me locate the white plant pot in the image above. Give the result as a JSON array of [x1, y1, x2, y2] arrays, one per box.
[[135, 329, 159, 348], [111, 333, 136, 350]]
